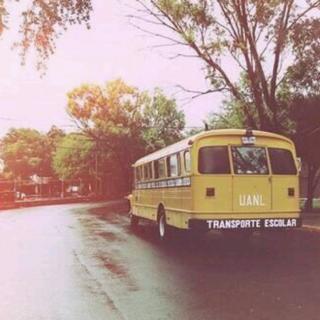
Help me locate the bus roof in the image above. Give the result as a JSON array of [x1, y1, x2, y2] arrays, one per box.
[[133, 129, 293, 167]]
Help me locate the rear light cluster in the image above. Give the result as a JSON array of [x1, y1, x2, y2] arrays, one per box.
[[288, 188, 295, 197], [206, 188, 215, 197]]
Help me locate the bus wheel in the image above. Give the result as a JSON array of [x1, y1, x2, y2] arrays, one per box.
[[158, 211, 170, 241], [130, 213, 139, 228]]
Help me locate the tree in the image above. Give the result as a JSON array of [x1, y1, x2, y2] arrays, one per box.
[[284, 19, 320, 211], [66, 79, 185, 196], [133, 0, 320, 132], [285, 18, 320, 97], [67, 79, 146, 165], [1, 0, 92, 71], [291, 96, 320, 212], [46, 125, 65, 148], [0, 128, 53, 179], [142, 88, 185, 151], [207, 87, 247, 130], [53, 133, 94, 180]]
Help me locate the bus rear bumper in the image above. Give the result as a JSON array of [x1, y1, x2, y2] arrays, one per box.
[[188, 217, 302, 231]]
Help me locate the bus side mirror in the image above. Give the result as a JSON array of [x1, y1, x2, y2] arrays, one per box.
[[296, 157, 302, 173]]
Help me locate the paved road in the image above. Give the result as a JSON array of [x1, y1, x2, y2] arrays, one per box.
[[0, 202, 320, 320]]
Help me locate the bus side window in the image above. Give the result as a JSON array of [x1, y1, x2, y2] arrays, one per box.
[[167, 154, 179, 177], [158, 159, 166, 178], [184, 150, 191, 173], [143, 164, 148, 181], [144, 163, 152, 180]]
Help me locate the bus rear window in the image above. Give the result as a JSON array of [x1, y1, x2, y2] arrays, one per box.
[[198, 146, 230, 174], [231, 146, 269, 174], [269, 148, 297, 175]]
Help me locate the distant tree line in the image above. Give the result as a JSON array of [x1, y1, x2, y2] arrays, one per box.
[[0, 79, 185, 198]]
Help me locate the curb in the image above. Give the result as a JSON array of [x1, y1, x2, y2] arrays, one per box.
[[302, 213, 320, 218], [0, 197, 92, 211], [302, 224, 320, 232], [0, 198, 128, 212]]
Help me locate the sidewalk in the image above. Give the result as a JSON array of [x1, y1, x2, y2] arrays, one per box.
[[0, 197, 129, 212], [302, 212, 320, 231], [0, 196, 91, 211]]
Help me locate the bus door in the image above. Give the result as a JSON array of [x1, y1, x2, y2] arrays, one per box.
[[231, 146, 272, 213]]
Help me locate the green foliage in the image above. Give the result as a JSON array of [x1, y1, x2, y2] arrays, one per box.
[[142, 89, 185, 152], [0, 127, 60, 178], [66, 79, 185, 195], [67, 79, 185, 156], [1, 0, 92, 71], [0, 80, 185, 197], [53, 134, 94, 180], [208, 98, 245, 130], [67, 79, 147, 165]]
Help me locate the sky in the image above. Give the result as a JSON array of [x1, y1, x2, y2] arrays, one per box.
[[0, 0, 231, 138]]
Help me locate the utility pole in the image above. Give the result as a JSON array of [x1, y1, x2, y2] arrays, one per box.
[[95, 141, 99, 195], [95, 150, 98, 194], [61, 179, 64, 198]]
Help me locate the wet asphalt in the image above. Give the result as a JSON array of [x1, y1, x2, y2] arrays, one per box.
[[0, 202, 320, 320]]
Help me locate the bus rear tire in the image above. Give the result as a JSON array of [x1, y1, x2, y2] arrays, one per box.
[[158, 211, 171, 241]]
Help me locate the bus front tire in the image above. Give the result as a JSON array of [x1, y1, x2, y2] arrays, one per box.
[[130, 213, 139, 228]]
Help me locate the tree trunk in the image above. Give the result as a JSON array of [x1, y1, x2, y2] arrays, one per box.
[[304, 163, 315, 212]]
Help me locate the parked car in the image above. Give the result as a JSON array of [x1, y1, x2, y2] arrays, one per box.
[[15, 192, 26, 200]]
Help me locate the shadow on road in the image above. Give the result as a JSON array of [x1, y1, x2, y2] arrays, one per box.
[[87, 203, 320, 276]]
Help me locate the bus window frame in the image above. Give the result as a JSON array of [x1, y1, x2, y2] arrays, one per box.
[[177, 152, 182, 176], [183, 149, 191, 174]]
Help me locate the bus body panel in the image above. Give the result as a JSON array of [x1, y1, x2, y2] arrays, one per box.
[[271, 176, 299, 212], [232, 176, 271, 212], [131, 129, 301, 231], [191, 175, 232, 213]]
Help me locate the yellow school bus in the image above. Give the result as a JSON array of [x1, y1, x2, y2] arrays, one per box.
[[129, 129, 301, 240]]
